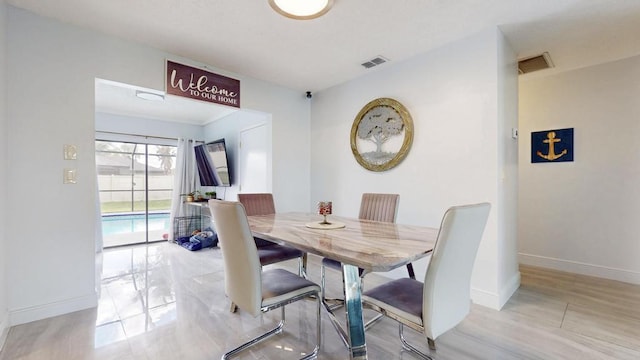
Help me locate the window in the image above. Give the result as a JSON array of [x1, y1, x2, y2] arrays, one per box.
[[96, 140, 177, 247]]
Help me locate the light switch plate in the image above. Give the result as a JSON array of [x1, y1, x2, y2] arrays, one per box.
[[64, 144, 77, 160], [63, 169, 77, 184]]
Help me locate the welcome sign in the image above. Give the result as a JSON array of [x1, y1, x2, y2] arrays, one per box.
[[166, 60, 240, 108]]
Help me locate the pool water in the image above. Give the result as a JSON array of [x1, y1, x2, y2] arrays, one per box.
[[102, 213, 170, 235]]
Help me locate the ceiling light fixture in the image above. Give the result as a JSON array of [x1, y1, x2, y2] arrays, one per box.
[[268, 0, 334, 20], [135, 90, 165, 101]]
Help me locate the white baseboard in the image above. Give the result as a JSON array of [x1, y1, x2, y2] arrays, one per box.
[[0, 313, 8, 353], [471, 287, 500, 309], [9, 293, 97, 326], [471, 270, 521, 310], [499, 271, 521, 308], [519, 253, 640, 285]]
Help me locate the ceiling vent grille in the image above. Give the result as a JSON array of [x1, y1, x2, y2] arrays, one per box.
[[361, 56, 389, 69], [518, 52, 554, 74]]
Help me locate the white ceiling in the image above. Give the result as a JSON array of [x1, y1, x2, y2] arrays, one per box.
[[95, 79, 238, 125], [9, 0, 640, 123]]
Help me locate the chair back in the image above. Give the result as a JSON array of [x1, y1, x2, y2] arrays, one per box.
[[422, 202, 490, 340], [238, 193, 276, 216], [208, 200, 263, 317], [359, 193, 399, 223]]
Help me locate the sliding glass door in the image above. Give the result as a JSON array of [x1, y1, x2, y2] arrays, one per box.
[[96, 140, 176, 248]]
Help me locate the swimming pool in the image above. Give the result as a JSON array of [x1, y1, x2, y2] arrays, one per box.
[[102, 213, 170, 236]]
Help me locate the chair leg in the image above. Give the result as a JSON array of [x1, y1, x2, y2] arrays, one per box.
[[364, 313, 384, 330], [299, 253, 308, 278], [223, 307, 286, 359], [222, 319, 285, 359], [305, 289, 321, 359], [320, 264, 344, 311], [223, 297, 321, 360], [398, 323, 433, 360], [320, 264, 325, 302], [406, 263, 416, 280]]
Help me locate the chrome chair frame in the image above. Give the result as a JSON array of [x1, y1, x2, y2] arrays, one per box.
[[222, 290, 321, 360], [229, 193, 308, 314], [320, 193, 404, 301], [320, 193, 406, 340], [210, 200, 321, 360], [361, 203, 491, 359]]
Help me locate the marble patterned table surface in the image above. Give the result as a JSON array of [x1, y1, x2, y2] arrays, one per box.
[[247, 212, 438, 272]]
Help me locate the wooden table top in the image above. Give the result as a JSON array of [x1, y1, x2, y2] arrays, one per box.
[[247, 212, 439, 272]]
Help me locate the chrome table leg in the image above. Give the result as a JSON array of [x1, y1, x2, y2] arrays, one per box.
[[343, 264, 367, 359]]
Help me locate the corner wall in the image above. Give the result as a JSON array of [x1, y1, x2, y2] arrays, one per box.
[[0, 0, 9, 350], [203, 99, 310, 211], [310, 28, 519, 309], [496, 29, 520, 306], [202, 110, 272, 203], [519, 54, 640, 284], [5, 6, 310, 325]]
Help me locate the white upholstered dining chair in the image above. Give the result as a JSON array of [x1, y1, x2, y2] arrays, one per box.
[[209, 200, 321, 360], [234, 193, 307, 313], [361, 202, 491, 359]]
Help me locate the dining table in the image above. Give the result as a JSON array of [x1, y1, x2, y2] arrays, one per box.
[[246, 212, 439, 360]]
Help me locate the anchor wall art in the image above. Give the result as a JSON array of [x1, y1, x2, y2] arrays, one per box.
[[531, 128, 574, 163]]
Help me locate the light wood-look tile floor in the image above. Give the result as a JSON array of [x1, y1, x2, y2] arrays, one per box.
[[1, 242, 639, 359]]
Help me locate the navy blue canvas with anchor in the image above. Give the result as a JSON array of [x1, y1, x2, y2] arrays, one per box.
[[531, 128, 574, 163]]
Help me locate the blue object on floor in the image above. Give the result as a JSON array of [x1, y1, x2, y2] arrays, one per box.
[[181, 241, 202, 251], [179, 227, 218, 251], [176, 236, 191, 245]]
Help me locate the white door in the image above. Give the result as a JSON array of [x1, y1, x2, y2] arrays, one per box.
[[239, 123, 271, 193]]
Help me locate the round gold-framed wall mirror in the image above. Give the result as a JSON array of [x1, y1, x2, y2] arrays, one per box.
[[350, 98, 414, 172]]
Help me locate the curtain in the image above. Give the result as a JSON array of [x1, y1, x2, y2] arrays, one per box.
[[169, 138, 198, 241]]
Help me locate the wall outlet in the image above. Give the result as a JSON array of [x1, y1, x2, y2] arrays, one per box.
[[63, 169, 77, 184], [63, 144, 77, 160]]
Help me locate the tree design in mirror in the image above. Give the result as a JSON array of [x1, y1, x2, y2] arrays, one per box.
[[350, 97, 414, 171]]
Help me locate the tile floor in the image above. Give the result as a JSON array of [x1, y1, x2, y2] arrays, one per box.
[[1, 242, 639, 359]]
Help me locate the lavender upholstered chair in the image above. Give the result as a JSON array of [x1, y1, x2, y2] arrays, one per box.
[[320, 193, 414, 302], [362, 203, 491, 359], [238, 193, 307, 275], [209, 200, 320, 360]]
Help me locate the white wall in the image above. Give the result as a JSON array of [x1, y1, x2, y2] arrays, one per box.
[[202, 110, 270, 202], [95, 112, 205, 142], [5, 6, 310, 325], [0, 0, 9, 350], [203, 100, 311, 211], [519, 54, 640, 284], [497, 29, 520, 304], [310, 28, 519, 309], [228, 85, 311, 212]]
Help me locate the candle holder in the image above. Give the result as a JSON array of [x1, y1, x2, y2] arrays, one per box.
[[306, 201, 345, 230], [318, 201, 332, 225]]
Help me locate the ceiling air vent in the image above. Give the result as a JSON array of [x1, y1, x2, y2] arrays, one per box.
[[361, 56, 389, 69], [518, 52, 554, 74]]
